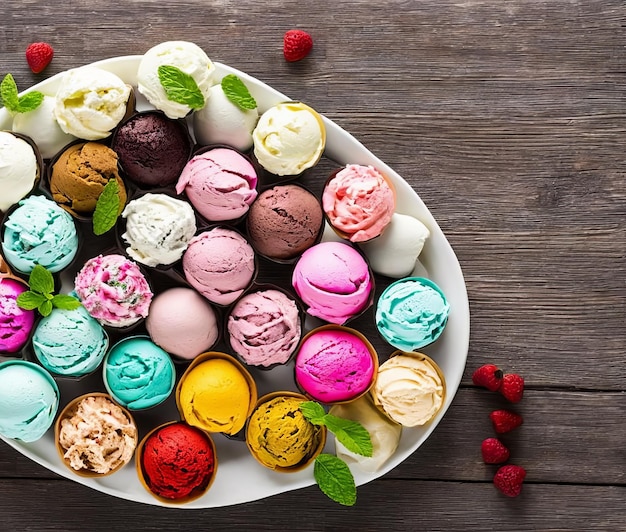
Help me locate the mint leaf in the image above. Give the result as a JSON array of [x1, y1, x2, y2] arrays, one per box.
[[0, 74, 19, 111], [39, 299, 53, 317], [299, 401, 327, 425], [158, 65, 205, 110], [29, 264, 55, 295], [16, 291, 46, 310], [221, 74, 257, 110], [93, 179, 121, 235], [51, 294, 81, 310], [323, 415, 373, 457], [16, 91, 44, 112], [0, 74, 44, 113], [313, 454, 356, 506]]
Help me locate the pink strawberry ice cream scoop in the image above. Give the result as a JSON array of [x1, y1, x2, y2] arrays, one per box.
[[292, 241, 373, 324], [0, 277, 36, 354], [74, 254, 153, 328], [227, 288, 301, 368], [182, 227, 256, 306], [295, 326, 377, 403], [176, 147, 258, 222], [322, 164, 395, 242]]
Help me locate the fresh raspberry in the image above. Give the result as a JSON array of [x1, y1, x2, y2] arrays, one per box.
[[489, 409, 523, 434], [25, 42, 54, 73], [500, 373, 525, 403], [493, 465, 526, 497], [481, 437, 510, 464], [283, 30, 313, 62], [472, 364, 504, 391]]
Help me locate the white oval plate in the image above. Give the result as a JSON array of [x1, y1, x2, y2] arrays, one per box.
[[0, 56, 469, 508]]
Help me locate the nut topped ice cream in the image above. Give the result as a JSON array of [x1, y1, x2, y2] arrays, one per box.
[[74, 254, 153, 328], [56, 394, 137, 475], [121, 193, 197, 267], [252, 102, 325, 177], [137, 41, 215, 119], [371, 352, 445, 427], [54, 66, 131, 140]]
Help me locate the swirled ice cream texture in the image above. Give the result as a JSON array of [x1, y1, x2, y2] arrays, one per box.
[[323, 164, 395, 242], [74, 254, 153, 328]]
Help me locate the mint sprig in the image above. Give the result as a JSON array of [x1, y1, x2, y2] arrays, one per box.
[[314, 453, 357, 506], [158, 65, 205, 110], [16, 264, 81, 317], [93, 179, 122, 235], [300, 401, 373, 506], [0, 73, 44, 113], [221, 74, 257, 110]]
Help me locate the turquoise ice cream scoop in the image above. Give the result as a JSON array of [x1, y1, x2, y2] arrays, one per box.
[[0, 360, 59, 442], [375, 277, 450, 351], [1, 195, 78, 274], [103, 335, 175, 410], [33, 304, 108, 377]]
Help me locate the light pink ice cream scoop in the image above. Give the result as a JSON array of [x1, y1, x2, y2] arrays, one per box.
[[322, 164, 395, 242], [295, 327, 377, 403], [176, 147, 258, 222], [182, 227, 256, 306], [292, 241, 372, 324]]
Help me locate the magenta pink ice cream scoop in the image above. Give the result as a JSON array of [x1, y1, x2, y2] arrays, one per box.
[[295, 327, 377, 403], [0, 277, 36, 354], [176, 147, 258, 222], [291, 241, 373, 325]]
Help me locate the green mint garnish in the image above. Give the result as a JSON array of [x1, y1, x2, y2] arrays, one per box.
[[16, 264, 81, 317], [300, 401, 373, 506], [0, 73, 44, 113], [158, 65, 205, 110], [300, 401, 373, 457], [313, 454, 357, 506], [93, 179, 122, 236], [221, 74, 257, 110]]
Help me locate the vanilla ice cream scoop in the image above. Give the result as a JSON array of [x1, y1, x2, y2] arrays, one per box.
[[54, 66, 131, 140], [253, 102, 326, 176], [137, 41, 215, 119], [0, 131, 40, 212]]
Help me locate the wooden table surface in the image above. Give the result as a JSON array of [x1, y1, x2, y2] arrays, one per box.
[[1, 1, 624, 530]]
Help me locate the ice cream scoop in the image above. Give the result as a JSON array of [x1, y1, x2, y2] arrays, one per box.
[[252, 102, 325, 177], [246, 184, 323, 261], [358, 213, 430, 278], [0, 275, 36, 355], [177, 353, 257, 436], [121, 193, 197, 267], [375, 277, 450, 351], [322, 164, 395, 242], [295, 325, 378, 403], [1, 195, 78, 274], [371, 352, 446, 427], [103, 336, 175, 410], [111, 111, 192, 188], [12, 95, 77, 159], [56, 393, 137, 475], [32, 304, 108, 377], [329, 394, 401, 473], [74, 254, 153, 328], [176, 147, 258, 222], [0, 360, 59, 442], [246, 393, 326, 471], [182, 227, 256, 306], [0, 131, 40, 213], [292, 241, 373, 324], [137, 41, 215, 119], [49, 141, 127, 217], [146, 287, 219, 360], [193, 82, 259, 151], [138, 422, 216, 502], [227, 288, 301, 368], [54, 66, 131, 140]]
